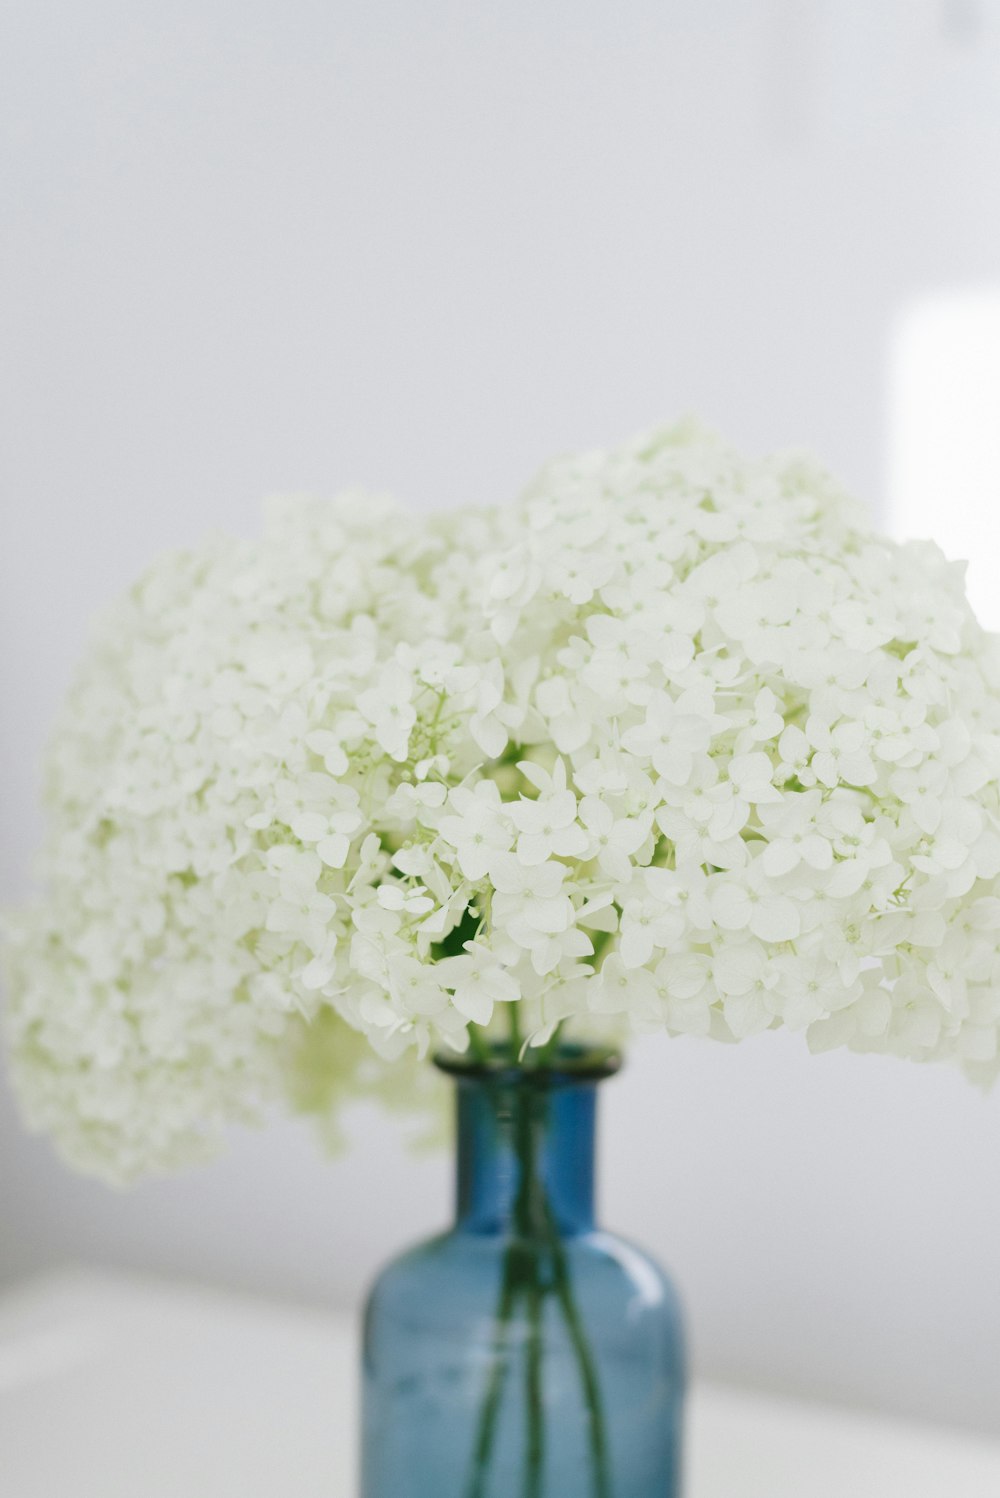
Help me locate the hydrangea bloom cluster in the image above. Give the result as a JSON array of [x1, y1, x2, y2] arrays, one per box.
[[6, 419, 1000, 1182]]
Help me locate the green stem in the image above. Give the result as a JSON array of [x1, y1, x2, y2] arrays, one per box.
[[463, 1231, 523, 1498], [513, 1008, 544, 1493], [462, 1003, 609, 1498], [466, 1022, 492, 1063], [521, 1102, 545, 1498], [543, 1197, 610, 1498], [507, 1000, 523, 1059], [532, 1019, 567, 1070], [524, 1277, 545, 1496], [463, 1076, 547, 1498]]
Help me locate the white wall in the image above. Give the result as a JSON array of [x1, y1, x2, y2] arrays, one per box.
[[3, 0, 1000, 1437]]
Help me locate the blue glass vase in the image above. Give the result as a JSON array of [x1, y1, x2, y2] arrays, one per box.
[[361, 1048, 685, 1497]]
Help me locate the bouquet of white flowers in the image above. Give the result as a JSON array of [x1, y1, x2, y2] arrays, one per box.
[[6, 419, 1000, 1185]]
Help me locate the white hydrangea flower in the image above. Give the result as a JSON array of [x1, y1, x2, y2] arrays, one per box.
[[6, 417, 1000, 1184]]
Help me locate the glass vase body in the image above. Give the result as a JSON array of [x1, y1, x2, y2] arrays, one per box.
[[360, 1052, 685, 1498]]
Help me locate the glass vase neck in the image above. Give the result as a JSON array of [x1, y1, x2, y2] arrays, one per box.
[[435, 1050, 620, 1239]]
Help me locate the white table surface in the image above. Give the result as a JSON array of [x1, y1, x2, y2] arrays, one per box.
[[1, 1270, 998, 1497]]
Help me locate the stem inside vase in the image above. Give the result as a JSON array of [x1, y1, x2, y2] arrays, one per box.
[[459, 1015, 612, 1498], [364, 1027, 682, 1498]]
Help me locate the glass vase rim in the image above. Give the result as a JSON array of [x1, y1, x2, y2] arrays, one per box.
[[433, 1039, 622, 1087]]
